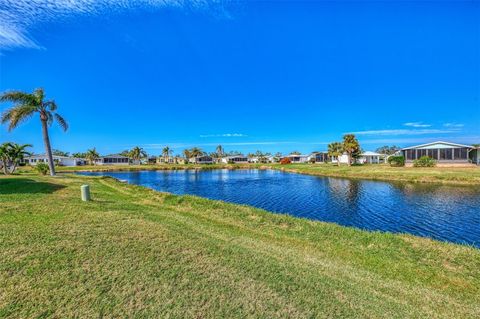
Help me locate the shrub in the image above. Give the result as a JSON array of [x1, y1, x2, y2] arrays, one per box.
[[280, 157, 291, 165], [387, 156, 405, 167], [35, 163, 49, 175], [413, 156, 436, 167]]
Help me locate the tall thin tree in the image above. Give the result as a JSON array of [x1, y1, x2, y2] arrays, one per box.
[[0, 88, 68, 176]]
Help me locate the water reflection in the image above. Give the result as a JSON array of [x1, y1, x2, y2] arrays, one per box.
[[79, 169, 480, 247]]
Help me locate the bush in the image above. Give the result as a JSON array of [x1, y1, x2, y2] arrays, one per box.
[[35, 163, 49, 175], [413, 156, 436, 167], [280, 157, 291, 165], [387, 156, 405, 167]]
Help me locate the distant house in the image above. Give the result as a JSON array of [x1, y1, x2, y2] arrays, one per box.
[[221, 156, 249, 164], [157, 156, 185, 164], [311, 152, 330, 163], [95, 154, 130, 165], [285, 154, 310, 163], [249, 156, 274, 164], [330, 153, 350, 165], [23, 154, 87, 167], [401, 141, 478, 166], [189, 155, 214, 164], [357, 151, 384, 164]]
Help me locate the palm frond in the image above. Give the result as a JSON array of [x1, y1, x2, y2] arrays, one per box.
[[54, 113, 69, 131], [0, 91, 37, 105], [44, 100, 57, 111], [2, 105, 36, 131], [33, 88, 45, 104]]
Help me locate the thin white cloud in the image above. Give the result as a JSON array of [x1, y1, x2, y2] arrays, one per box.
[[403, 122, 431, 128], [349, 129, 460, 136], [199, 133, 247, 138], [0, 0, 230, 50], [443, 123, 464, 128]]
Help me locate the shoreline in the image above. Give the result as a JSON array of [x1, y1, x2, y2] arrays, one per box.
[[40, 163, 480, 186]]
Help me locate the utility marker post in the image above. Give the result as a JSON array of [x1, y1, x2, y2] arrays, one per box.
[[81, 185, 91, 201]]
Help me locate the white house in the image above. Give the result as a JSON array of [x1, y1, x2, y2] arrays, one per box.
[[23, 154, 87, 167], [248, 156, 274, 164], [330, 153, 350, 165], [221, 156, 249, 164], [189, 155, 214, 164], [94, 154, 130, 165], [401, 141, 477, 166], [357, 151, 383, 164], [285, 154, 311, 163]]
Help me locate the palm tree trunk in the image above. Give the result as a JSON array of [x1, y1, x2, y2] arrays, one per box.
[[41, 119, 56, 176]]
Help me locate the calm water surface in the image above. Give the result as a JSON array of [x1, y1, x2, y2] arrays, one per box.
[[79, 169, 480, 247]]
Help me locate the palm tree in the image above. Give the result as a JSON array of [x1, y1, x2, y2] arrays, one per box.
[[183, 149, 191, 162], [85, 148, 99, 165], [162, 146, 172, 162], [190, 147, 204, 158], [328, 142, 343, 166], [0, 143, 11, 175], [342, 134, 361, 166], [130, 146, 147, 164], [0, 142, 32, 174], [215, 145, 224, 158], [6, 143, 32, 174], [0, 88, 68, 176]]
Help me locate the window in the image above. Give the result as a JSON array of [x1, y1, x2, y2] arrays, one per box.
[[440, 149, 453, 160], [406, 149, 414, 160], [454, 148, 468, 160], [428, 149, 439, 160], [418, 149, 426, 158]]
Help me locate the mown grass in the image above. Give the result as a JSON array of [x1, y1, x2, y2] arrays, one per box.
[[273, 163, 480, 185], [1, 175, 479, 318]]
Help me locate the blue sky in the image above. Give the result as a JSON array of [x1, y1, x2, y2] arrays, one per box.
[[0, 0, 479, 156]]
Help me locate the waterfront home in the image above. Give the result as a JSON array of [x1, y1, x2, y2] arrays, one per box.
[[23, 154, 87, 166], [157, 156, 175, 164], [401, 141, 478, 166], [157, 156, 185, 165], [357, 151, 384, 164], [221, 155, 249, 164], [158, 156, 185, 164], [330, 153, 350, 165], [248, 156, 274, 164], [94, 154, 130, 165], [189, 155, 214, 164], [285, 154, 311, 163], [311, 152, 330, 163]]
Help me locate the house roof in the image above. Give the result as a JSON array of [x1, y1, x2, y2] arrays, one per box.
[[101, 154, 129, 159], [25, 154, 85, 160], [401, 141, 473, 150], [287, 154, 309, 157], [361, 151, 383, 156]]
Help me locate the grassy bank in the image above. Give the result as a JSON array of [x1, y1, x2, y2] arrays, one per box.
[[273, 163, 480, 185], [1, 175, 479, 318], [15, 162, 480, 185]]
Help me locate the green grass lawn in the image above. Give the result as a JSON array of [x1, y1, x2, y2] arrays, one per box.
[[273, 163, 480, 185], [1, 174, 479, 318]]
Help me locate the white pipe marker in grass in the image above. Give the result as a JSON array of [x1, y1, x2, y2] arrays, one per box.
[[81, 185, 91, 201]]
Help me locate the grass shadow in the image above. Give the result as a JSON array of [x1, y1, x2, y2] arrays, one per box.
[[0, 178, 66, 194]]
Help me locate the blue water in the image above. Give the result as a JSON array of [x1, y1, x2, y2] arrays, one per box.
[[79, 169, 480, 247]]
